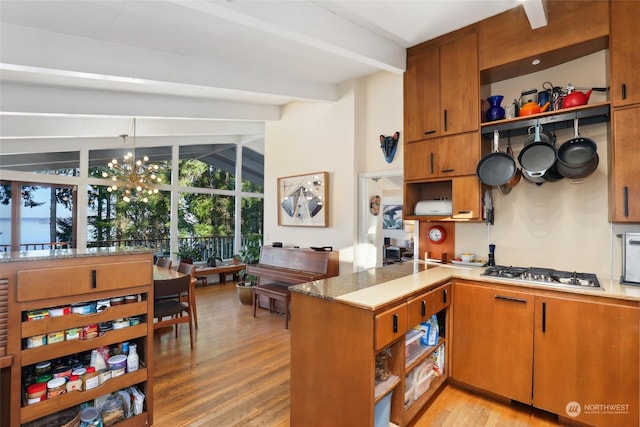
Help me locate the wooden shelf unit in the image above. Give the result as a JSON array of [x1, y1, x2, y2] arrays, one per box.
[[4, 251, 154, 427], [290, 281, 451, 426]]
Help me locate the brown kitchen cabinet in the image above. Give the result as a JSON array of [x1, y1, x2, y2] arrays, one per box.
[[533, 292, 639, 427], [609, 107, 640, 222], [290, 281, 451, 427], [451, 281, 534, 403], [4, 251, 154, 427], [610, 1, 640, 108], [404, 176, 483, 221], [405, 32, 479, 142], [404, 132, 482, 181], [451, 280, 639, 427]]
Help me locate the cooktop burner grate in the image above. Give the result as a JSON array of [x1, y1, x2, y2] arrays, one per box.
[[482, 266, 601, 289]]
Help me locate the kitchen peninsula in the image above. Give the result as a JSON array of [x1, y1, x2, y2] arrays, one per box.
[[289, 261, 639, 427]]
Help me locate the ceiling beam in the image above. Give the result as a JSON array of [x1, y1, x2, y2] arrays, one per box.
[[0, 23, 339, 103], [523, 0, 547, 30], [0, 82, 279, 122], [169, 0, 406, 74]]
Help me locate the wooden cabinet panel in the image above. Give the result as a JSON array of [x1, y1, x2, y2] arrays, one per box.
[[440, 33, 479, 136], [610, 107, 640, 222], [404, 134, 480, 181], [407, 291, 433, 328], [533, 295, 639, 427], [375, 303, 407, 350], [405, 32, 478, 143], [451, 281, 533, 403], [16, 260, 151, 302], [452, 176, 482, 220], [610, 1, 640, 107], [431, 282, 451, 315], [405, 46, 440, 142]]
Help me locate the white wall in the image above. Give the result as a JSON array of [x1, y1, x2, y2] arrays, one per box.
[[264, 82, 357, 273]]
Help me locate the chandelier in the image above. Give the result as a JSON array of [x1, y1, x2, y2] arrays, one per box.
[[102, 118, 162, 203]]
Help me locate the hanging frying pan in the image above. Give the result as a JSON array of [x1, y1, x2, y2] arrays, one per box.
[[477, 130, 516, 187], [518, 121, 556, 185], [557, 118, 598, 178]]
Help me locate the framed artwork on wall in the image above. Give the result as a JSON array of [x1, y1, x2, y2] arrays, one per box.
[[382, 205, 403, 229], [278, 171, 329, 227]]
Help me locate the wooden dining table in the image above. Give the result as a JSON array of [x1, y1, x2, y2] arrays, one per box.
[[153, 265, 185, 281]]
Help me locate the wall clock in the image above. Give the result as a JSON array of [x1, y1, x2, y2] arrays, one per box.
[[427, 225, 447, 244]]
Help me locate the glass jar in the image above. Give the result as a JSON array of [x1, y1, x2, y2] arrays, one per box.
[[34, 361, 52, 383], [101, 395, 125, 427], [46, 377, 66, 398]]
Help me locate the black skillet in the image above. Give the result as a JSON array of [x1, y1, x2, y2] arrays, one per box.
[[477, 130, 516, 187]]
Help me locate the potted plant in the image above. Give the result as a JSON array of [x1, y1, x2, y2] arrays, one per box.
[[177, 239, 203, 264], [236, 234, 262, 305]]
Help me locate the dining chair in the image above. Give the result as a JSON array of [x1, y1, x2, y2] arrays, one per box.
[[177, 262, 199, 329], [153, 273, 193, 349], [155, 257, 172, 269]]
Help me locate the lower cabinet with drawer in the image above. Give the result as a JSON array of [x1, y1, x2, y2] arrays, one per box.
[[290, 281, 451, 426], [4, 251, 154, 427]]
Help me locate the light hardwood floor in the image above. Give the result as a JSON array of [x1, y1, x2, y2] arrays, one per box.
[[153, 283, 564, 426]]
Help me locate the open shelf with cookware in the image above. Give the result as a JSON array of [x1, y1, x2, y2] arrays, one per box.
[[480, 102, 610, 138]]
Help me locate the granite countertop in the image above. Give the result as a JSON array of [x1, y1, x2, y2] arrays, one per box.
[[290, 261, 640, 310], [0, 247, 154, 263]]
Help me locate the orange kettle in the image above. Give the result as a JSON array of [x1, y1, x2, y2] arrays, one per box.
[[519, 101, 550, 117]]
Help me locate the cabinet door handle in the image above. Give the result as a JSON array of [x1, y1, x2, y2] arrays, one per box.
[[424, 130, 436, 135], [441, 168, 454, 173], [457, 210, 471, 215], [443, 109, 448, 131], [91, 269, 97, 289], [392, 314, 398, 333], [429, 153, 434, 174], [442, 289, 447, 304], [622, 83, 627, 100], [542, 302, 547, 333], [421, 300, 426, 316], [494, 294, 527, 303], [624, 186, 629, 217]]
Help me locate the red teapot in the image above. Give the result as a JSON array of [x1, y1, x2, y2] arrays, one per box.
[[563, 86, 592, 108]]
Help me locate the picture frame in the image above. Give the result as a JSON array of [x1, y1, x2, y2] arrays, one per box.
[[278, 172, 329, 227], [382, 205, 403, 229]]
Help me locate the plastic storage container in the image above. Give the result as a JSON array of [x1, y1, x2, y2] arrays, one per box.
[[405, 329, 423, 362], [374, 391, 393, 427]]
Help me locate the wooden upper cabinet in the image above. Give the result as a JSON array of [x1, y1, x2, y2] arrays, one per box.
[[609, 107, 640, 222], [405, 32, 479, 143], [610, 1, 640, 107], [405, 46, 440, 142], [439, 33, 479, 136], [404, 133, 481, 181]]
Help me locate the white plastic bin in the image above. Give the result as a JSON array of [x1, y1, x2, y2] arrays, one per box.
[[374, 391, 393, 427]]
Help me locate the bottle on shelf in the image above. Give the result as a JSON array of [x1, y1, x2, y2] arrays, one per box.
[[127, 344, 139, 372]]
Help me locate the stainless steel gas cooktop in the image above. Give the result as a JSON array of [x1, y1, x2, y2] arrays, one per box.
[[482, 266, 602, 290]]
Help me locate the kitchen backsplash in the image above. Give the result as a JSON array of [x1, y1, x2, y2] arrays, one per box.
[[455, 121, 639, 279]]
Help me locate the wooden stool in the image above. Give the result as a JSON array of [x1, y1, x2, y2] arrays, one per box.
[[253, 283, 291, 329]]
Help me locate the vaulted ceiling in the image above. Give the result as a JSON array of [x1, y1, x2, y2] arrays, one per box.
[[0, 0, 545, 169]]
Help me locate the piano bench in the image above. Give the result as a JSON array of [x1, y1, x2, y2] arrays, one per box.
[[253, 283, 291, 329]]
